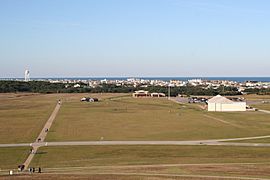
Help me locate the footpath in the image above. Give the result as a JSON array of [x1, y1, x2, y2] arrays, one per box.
[[22, 101, 61, 170]]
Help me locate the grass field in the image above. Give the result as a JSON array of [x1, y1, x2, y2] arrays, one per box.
[[1, 93, 270, 179], [31, 145, 270, 168], [0, 93, 122, 144], [253, 104, 270, 111], [244, 94, 270, 100], [0, 147, 29, 170], [28, 145, 270, 179], [1, 93, 269, 143], [5, 166, 270, 180], [46, 95, 270, 141], [0, 93, 59, 143]]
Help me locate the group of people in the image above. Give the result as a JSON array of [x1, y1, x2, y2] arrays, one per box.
[[29, 167, 42, 173], [18, 165, 25, 172]]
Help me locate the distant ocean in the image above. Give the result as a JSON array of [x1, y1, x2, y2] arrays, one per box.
[[2, 77, 270, 82]]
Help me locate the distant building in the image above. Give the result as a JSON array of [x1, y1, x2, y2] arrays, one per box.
[[133, 90, 166, 98], [150, 92, 166, 98], [208, 95, 246, 112], [133, 90, 149, 98], [74, 84, 81, 88]]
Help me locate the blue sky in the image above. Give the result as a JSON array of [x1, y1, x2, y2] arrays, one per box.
[[0, 0, 269, 77]]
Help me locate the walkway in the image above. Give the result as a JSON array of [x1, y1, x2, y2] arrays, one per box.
[[22, 101, 61, 170], [259, 109, 270, 114], [1, 134, 270, 148]]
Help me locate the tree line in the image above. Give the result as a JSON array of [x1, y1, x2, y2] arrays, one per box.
[[0, 80, 269, 96]]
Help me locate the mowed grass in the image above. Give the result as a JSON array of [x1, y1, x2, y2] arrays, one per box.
[[0, 147, 29, 170], [0, 93, 58, 143], [253, 104, 270, 111], [29, 145, 270, 178], [47, 96, 270, 141], [0, 93, 119, 144], [244, 94, 270, 101], [31, 145, 270, 168]]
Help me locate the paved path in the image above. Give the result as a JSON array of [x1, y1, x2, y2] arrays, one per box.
[[22, 101, 61, 170], [259, 109, 270, 114], [1, 134, 270, 148], [34, 141, 270, 147], [1, 136, 270, 148]]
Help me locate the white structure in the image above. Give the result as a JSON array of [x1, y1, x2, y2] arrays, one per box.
[[150, 92, 166, 97], [133, 90, 149, 97], [73, 84, 81, 88], [208, 95, 246, 112], [24, 70, 30, 82]]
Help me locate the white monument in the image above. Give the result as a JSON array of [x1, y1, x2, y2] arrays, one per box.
[[24, 70, 30, 82]]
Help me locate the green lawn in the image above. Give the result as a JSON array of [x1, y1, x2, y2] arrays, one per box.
[[0, 93, 58, 143], [244, 94, 270, 101], [28, 145, 270, 178], [31, 145, 270, 167], [0, 147, 29, 170], [1, 93, 270, 179], [47, 96, 270, 141], [253, 104, 270, 111], [1, 93, 269, 143], [0, 93, 120, 144]]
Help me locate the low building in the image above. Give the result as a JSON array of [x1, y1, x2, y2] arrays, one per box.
[[208, 95, 246, 112], [150, 92, 166, 97], [133, 90, 149, 98]]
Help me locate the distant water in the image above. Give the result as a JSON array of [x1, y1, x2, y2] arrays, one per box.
[[2, 77, 270, 82]]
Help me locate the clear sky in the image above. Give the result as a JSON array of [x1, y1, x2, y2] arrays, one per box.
[[0, 0, 269, 78]]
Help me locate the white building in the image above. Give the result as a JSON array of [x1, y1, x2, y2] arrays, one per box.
[[133, 90, 149, 97], [208, 95, 246, 112]]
